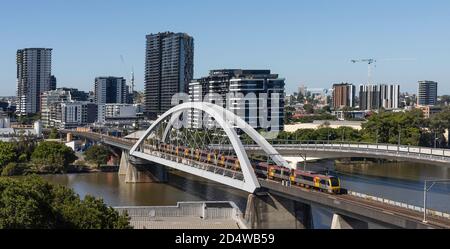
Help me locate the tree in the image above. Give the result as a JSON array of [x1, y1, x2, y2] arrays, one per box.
[[17, 113, 41, 125], [322, 105, 331, 113], [430, 107, 450, 147], [0, 141, 16, 167], [438, 95, 450, 106], [303, 104, 314, 114], [0, 162, 27, 176], [31, 141, 77, 173], [0, 176, 131, 229], [85, 145, 111, 168], [49, 128, 59, 139], [361, 109, 426, 145], [335, 127, 362, 142]]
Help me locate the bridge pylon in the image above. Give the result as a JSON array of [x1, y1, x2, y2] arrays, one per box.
[[244, 192, 314, 229], [120, 149, 168, 183]]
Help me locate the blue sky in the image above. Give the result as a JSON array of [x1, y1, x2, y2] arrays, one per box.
[[1, 0, 449, 96]]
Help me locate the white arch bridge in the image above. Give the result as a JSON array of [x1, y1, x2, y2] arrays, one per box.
[[129, 102, 289, 193], [61, 102, 450, 229]]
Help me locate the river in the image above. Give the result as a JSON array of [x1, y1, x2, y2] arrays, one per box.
[[42, 160, 450, 229]]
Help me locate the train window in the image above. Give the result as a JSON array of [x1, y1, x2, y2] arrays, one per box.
[[330, 177, 340, 187], [320, 179, 327, 185], [299, 175, 313, 182]]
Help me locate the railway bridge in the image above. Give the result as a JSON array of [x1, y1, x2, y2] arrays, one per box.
[[61, 102, 450, 229]]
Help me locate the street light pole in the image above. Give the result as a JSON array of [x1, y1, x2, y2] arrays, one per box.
[[423, 179, 450, 223], [434, 132, 437, 148]]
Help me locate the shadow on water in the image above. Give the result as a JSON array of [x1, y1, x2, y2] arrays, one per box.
[[165, 170, 249, 211]]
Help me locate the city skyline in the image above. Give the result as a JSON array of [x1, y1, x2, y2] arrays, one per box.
[[1, 0, 450, 96]]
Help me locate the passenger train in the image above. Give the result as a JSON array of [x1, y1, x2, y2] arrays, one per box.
[[156, 143, 341, 194]]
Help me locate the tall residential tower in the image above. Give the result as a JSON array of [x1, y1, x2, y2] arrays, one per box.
[[94, 76, 129, 105], [16, 48, 52, 115], [332, 83, 355, 110], [145, 32, 194, 119], [417, 81, 438, 106], [359, 84, 400, 110]]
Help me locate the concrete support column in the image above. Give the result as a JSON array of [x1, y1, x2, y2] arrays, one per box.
[[244, 193, 313, 229], [118, 150, 129, 175], [124, 162, 154, 183], [331, 213, 368, 229], [124, 156, 168, 183]]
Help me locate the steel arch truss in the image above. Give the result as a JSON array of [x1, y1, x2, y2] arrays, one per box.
[[130, 102, 289, 193]]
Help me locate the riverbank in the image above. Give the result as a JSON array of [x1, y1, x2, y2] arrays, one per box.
[[4, 164, 119, 176]]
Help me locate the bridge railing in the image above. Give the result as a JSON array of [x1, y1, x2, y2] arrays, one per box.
[[68, 131, 134, 147], [347, 191, 450, 220], [114, 201, 242, 220], [266, 140, 450, 159]]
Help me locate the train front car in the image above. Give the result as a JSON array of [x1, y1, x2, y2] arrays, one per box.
[[328, 176, 341, 194], [316, 174, 341, 194], [291, 170, 341, 194]]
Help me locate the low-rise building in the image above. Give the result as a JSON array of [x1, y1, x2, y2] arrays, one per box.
[[284, 120, 364, 132], [418, 105, 442, 119], [97, 103, 138, 125], [41, 89, 72, 127], [51, 101, 97, 129]]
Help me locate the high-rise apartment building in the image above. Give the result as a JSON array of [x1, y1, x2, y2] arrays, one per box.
[[417, 81, 438, 106], [332, 83, 355, 110], [16, 48, 52, 115], [380, 84, 400, 109], [49, 75, 57, 90], [359, 85, 380, 110], [359, 84, 400, 110], [188, 69, 285, 131], [94, 77, 129, 105], [145, 32, 194, 119]]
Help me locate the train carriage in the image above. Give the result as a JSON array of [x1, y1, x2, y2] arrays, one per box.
[[155, 143, 341, 194]]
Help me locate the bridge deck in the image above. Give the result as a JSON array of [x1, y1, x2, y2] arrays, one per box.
[[259, 179, 450, 229]]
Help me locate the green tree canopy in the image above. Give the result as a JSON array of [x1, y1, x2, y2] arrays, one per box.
[[31, 141, 77, 173], [361, 109, 426, 145], [430, 107, 450, 147], [0, 176, 131, 229], [303, 104, 314, 114], [48, 128, 59, 139], [85, 145, 111, 168], [0, 141, 16, 167]]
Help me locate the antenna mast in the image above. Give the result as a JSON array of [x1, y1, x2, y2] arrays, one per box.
[[131, 67, 135, 94]]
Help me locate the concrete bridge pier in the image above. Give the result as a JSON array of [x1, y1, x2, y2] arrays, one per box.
[[244, 192, 313, 229], [331, 213, 369, 229], [118, 150, 129, 175], [124, 156, 168, 183]]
